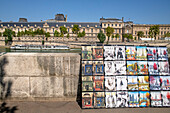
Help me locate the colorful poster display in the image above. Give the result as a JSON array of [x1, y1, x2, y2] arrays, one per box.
[[81, 45, 170, 109]]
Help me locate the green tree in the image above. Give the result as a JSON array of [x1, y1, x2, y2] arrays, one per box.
[[105, 27, 114, 44], [164, 32, 170, 37], [127, 34, 133, 41], [112, 34, 115, 39], [60, 26, 67, 37], [137, 31, 144, 40], [97, 31, 106, 43], [42, 40, 45, 45], [17, 31, 21, 37], [149, 25, 160, 41], [115, 33, 120, 40], [3, 29, 13, 45], [12, 31, 16, 37], [0, 32, 2, 37], [66, 33, 70, 38], [45, 32, 50, 41], [72, 24, 80, 36], [54, 30, 60, 37], [123, 33, 128, 41], [82, 31, 85, 37]]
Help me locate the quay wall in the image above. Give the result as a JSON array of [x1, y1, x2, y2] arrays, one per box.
[[0, 53, 80, 101]]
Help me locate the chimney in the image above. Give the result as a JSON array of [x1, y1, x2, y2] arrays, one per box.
[[65, 15, 67, 22], [122, 17, 124, 22]]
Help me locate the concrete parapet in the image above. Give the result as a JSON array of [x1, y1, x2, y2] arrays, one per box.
[[0, 53, 80, 101]]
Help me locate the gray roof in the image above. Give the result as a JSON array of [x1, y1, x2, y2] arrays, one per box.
[[0, 22, 101, 28]]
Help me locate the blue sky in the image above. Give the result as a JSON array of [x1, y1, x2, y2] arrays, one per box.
[[0, 0, 170, 24]]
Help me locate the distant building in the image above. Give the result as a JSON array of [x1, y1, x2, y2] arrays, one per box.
[[0, 14, 170, 41]]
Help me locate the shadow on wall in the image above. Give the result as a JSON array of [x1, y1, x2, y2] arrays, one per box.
[[76, 62, 82, 108], [0, 56, 18, 113]]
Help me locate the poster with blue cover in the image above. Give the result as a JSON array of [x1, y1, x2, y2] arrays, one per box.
[[128, 92, 139, 107]]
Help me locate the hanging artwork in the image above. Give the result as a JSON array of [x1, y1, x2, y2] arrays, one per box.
[[128, 92, 139, 107], [160, 76, 170, 90], [105, 76, 116, 91], [150, 91, 162, 107], [114, 61, 126, 75], [116, 76, 127, 91], [138, 76, 149, 91], [137, 61, 148, 75], [94, 92, 105, 108], [161, 91, 170, 106], [139, 91, 150, 107], [93, 61, 104, 75], [105, 92, 117, 108], [148, 61, 159, 75], [82, 76, 93, 91], [127, 61, 138, 75], [136, 46, 147, 60], [104, 61, 115, 75], [150, 76, 161, 90], [158, 61, 169, 75], [126, 46, 136, 60], [82, 92, 93, 108], [116, 46, 125, 60], [82, 61, 93, 75], [127, 76, 138, 90], [157, 47, 168, 61], [93, 76, 104, 91], [104, 46, 116, 60], [82, 46, 93, 60], [93, 46, 103, 60], [147, 47, 157, 60], [116, 91, 128, 107]]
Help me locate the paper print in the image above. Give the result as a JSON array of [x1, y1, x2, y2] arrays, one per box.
[[82, 46, 93, 60], [127, 61, 138, 75], [126, 46, 136, 60], [128, 76, 138, 90], [94, 92, 105, 108], [150, 91, 162, 107], [158, 61, 169, 75], [157, 47, 168, 61], [93, 61, 104, 75], [104, 46, 116, 60], [105, 76, 116, 91], [116, 91, 128, 107], [93, 76, 104, 91], [137, 61, 148, 75], [161, 91, 170, 106], [116, 76, 127, 91], [136, 46, 147, 60], [147, 47, 157, 60], [82, 61, 93, 75], [93, 46, 103, 60], [139, 91, 150, 107], [138, 76, 149, 91], [116, 46, 125, 60], [105, 92, 117, 108], [148, 61, 159, 75], [105, 61, 115, 75], [160, 76, 170, 90], [82, 92, 93, 108], [150, 76, 161, 90], [128, 92, 139, 107]]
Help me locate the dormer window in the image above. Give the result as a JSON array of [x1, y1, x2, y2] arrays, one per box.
[[95, 25, 97, 27], [14, 24, 16, 27], [87, 25, 89, 27], [35, 24, 37, 27], [21, 24, 23, 27], [56, 24, 58, 27], [8, 24, 10, 27], [79, 25, 81, 27]]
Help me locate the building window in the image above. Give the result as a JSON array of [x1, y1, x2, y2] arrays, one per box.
[[161, 31, 163, 35], [119, 24, 121, 27], [146, 31, 147, 35], [104, 24, 106, 26], [127, 30, 129, 33], [164, 28, 166, 30], [18, 28, 19, 32], [91, 29, 93, 33], [115, 29, 117, 33], [53, 28, 54, 32], [108, 24, 110, 27], [25, 28, 26, 31], [119, 29, 121, 33], [83, 28, 85, 31], [164, 31, 166, 34], [112, 24, 113, 26], [68, 28, 69, 32], [115, 24, 117, 27]]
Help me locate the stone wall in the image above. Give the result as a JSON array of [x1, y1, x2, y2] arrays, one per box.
[[0, 53, 80, 101]]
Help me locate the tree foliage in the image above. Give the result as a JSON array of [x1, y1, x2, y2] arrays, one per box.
[[72, 24, 80, 35], [54, 30, 60, 37], [105, 27, 114, 43], [66, 33, 70, 38], [3, 29, 13, 45], [137, 31, 144, 40], [60, 26, 67, 37], [97, 31, 106, 43], [77, 31, 86, 37], [164, 32, 170, 37], [115, 33, 120, 39], [149, 25, 159, 40]]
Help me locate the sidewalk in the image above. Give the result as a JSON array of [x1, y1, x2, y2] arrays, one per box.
[[0, 101, 169, 113]]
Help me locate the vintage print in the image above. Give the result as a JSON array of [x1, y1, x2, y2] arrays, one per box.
[[82, 46, 93, 60], [105, 61, 115, 75], [93, 76, 104, 91], [82, 61, 93, 75], [138, 76, 149, 91], [136, 46, 147, 60], [93, 46, 103, 60], [116, 91, 128, 107], [148, 61, 159, 75], [82, 81, 93, 91], [105, 92, 117, 108], [157, 47, 168, 61], [94, 92, 105, 108], [82, 76, 93, 81], [104, 46, 116, 60], [82, 92, 93, 108], [127, 61, 138, 75], [147, 47, 157, 60], [116, 46, 125, 60], [158, 61, 169, 75], [150, 91, 162, 107], [105, 76, 116, 91], [116, 76, 127, 91], [139, 91, 150, 107], [128, 76, 138, 90], [114, 61, 126, 75], [126, 46, 136, 60], [137, 61, 148, 75], [128, 92, 139, 107], [161, 91, 170, 106], [160, 76, 170, 90], [150, 76, 161, 90], [93, 61, 104, 75]]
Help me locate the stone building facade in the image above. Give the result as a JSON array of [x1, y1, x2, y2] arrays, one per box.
[[0, 14, 170, 41]]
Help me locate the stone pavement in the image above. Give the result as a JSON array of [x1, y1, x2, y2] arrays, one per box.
[[0, 101, 170, 113]]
